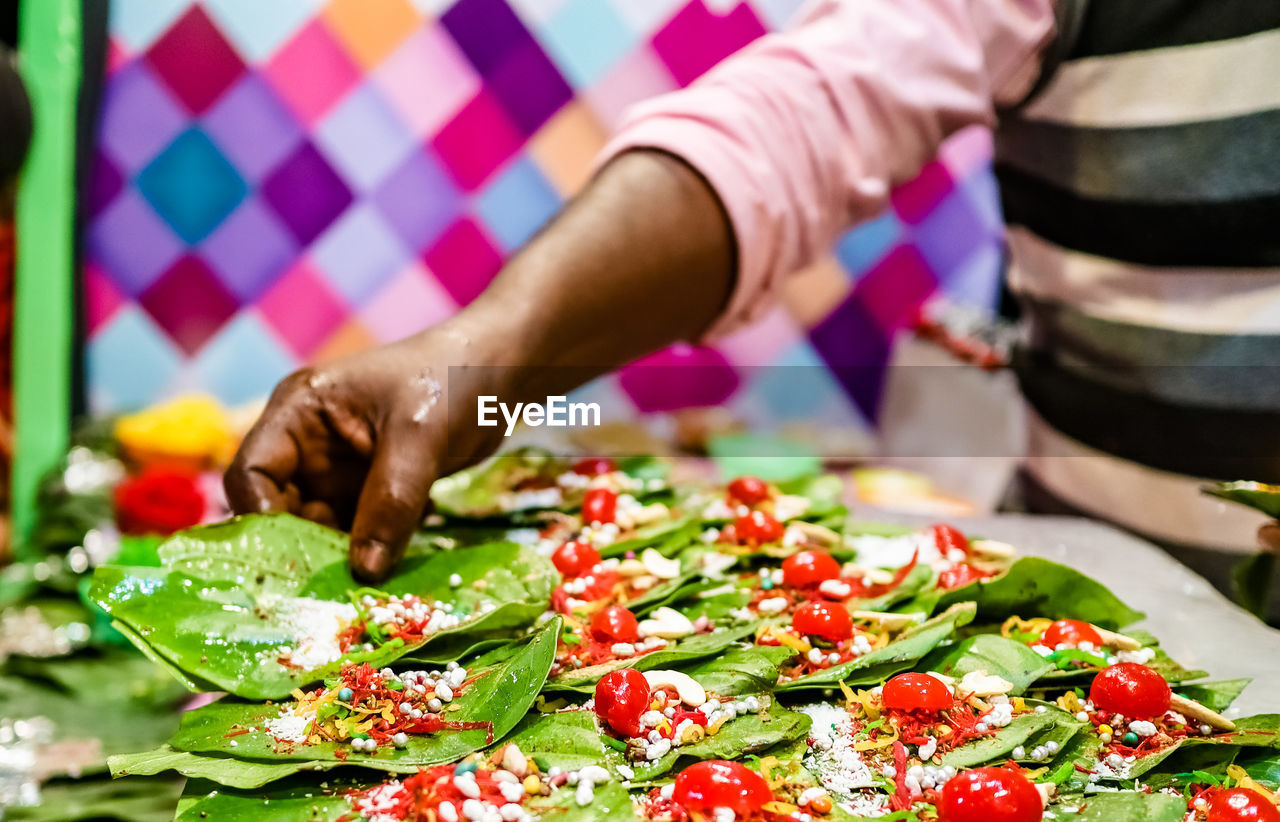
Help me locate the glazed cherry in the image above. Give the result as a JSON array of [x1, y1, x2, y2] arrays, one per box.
[[733, 510, 785, 545], [591, 605, 640, 644], [932, 523, 971, 557], [672, 760, 772, 815], [792, 600, 854, 642], [1089, 662, 1172, 719], [552, 541, 602, 578], [882, 672, 954, 712], [594, 668, 651, 737], [582, 488, 618, 524], [1039, 619, 1103, 649], [782, 550, 842, 588], [573, 457, 617, 476], [938, 767, 1043, 822], [1206, 788, 1280, 822], [727, 475, 770, 506]]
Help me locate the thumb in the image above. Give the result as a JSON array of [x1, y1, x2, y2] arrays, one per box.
[[349, 431, 438, 583]]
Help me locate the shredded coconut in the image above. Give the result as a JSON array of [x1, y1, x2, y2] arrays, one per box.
[[265, 709, 315, 744], [801, 703, 874, 797], [847, 533, 938, 570], [356, 781, 406, 822], [274, 598, 359, 669]]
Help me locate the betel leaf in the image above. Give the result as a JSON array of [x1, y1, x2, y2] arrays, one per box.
[[920, 633, 1056, 695], [674, 646, 795, 696], [924, 557, 1144, 630], [527, 780, 638, 821], [777, 603, 976, 690], [1205, 481, 1280, 519], [1116, 714, 1280, 780], [108, 746, 328, 790], [938, 704, 1084, 769], [1232, 550, 1277, 620], [430, 447, 565, 519], [600, 516, 699, 560], [545, 623, 759, 692], [498, 710, 620, 773], [1048, 790, 1188, 822], [5, 775, 183, 822], [629, 699, 812, 783], [166, 618, 560, 782], [1177, 680, 1252, 714], [91, 514, 554, 699]]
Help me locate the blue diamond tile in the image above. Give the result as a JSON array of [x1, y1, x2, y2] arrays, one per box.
[[87, 306, 183, 412], [538, 0, 636, 86], [189, 313, 298, 406], [137, 128, 248, 244], [474, 157, 561, 251]]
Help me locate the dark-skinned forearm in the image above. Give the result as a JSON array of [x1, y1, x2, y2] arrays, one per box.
[[453, 150, 736, 398]]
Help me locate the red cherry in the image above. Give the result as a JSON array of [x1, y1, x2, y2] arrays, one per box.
[[593, 669, 651, 737], [573, 457, 617, 476], [937, 563, 985, 590], [1088, 662, 1172, 719], [591, 605, 640, 644], [727, 476, 770, 506], [782, 550, 842, 588], [932, 523, 971, 557], [792, 600, 854, 642], [733, 510, 785, 545], [582, 488, 618, 524], [938, 767, 1043, 822], [1039, 619, 1103, 649], [672, 760, 772, 815], [552, 541, 602, 578], [1206, 788, 1280, 822], [882, 672, 954, 712]]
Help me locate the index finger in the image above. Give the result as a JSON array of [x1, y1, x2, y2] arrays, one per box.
[[224, 413, 302, 515]]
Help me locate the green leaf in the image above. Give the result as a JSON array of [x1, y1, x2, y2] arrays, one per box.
[[545, 623, 760, 692], [600, 517, 699, 560], [1049, 790, 1188, 821], [673, 646, 794, 696], [175, 776, 351, 821], [1231, 551, 1277, 619], [939, 704, 1084, 769], [1205, 481, 1280, 519], [497, 710, 620, 773], [5, 775, 183, 822], [921, 633, 1056, 695], [629, 699, 812, 782], [431, 448, 565, 519], [778, 603, 976, 690], [108, 746, 328, 790], [91, 514, 554, 699], [1177, 680, 1252, 714], [166, 619, 560, 784], [1116, 714, 1280, 780], [925, 558, 1144, 630]]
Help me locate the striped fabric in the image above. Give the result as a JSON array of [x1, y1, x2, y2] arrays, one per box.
[[994, 0, 1280, 550]]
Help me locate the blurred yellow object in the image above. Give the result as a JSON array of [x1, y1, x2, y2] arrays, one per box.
[[115, 395, 237, 470], [851, 468, 976, 516]]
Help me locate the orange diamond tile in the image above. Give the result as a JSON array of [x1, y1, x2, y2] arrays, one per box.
[[310, 317, 379, 364], [782, 257, 853, 329], [322, 0, 421, 70], [529, 101, 609, 196]]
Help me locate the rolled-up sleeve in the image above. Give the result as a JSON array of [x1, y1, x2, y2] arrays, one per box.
[[600, 0, 1057, 337]]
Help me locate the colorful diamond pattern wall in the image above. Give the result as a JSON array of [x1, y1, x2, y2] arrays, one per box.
[[86, 0, 1004, 425]]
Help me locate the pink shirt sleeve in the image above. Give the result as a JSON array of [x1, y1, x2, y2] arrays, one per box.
[[599, 0, 1057, 337]]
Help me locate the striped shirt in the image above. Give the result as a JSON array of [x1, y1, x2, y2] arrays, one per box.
[[602, 0, 1277, 551]]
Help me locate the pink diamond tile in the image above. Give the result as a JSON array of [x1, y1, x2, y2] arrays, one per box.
[[939, 125, 994, 178], [853, 245, 938, 335], [582, 44, 677, 129], [373, 25, 480, 137], [431, 88, 524, 191], [890, 160, 956, 224], [84, 262, 127, 337], [422, 218, 503, 306], [358, 262, 459, 343], [263, 19, 361, 125], [651, 0, 765, 87], [139, 255, 242, 355], [256, 259, 351, 358], [716, 305, 803, 366], [618, 344, 740, 412], [144, 6, 247, 115]]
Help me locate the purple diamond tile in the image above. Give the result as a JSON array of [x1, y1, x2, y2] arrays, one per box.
[[98, 60, 188, 172], [261, 141, 354, 244], [139, 255, 241, 355], [310, 203, 409, 306], [808, 294, 890, 421], [372, 147, 462, 253], [88, 150, 125, 218], [202, 74, 304, 182], [87, 189, 185, 296], [488, 39, 572, 136], [911, 188, 990, 278], [314, 85, 415, 192], [442, 0, 537, 77], [198, 197, 299, 301]]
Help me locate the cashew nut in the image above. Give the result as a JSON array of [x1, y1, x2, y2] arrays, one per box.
[[850, 610, 923, 631], [641, 549, 682, 580], [615, 558, 647, 578], [957, 670, 1015, 697], [1036, 782, 1055, 808], [1170, 693, 1236, 732], [630, 503, 671, 527], [638, 607, 696, 640], [788, 521, 841, 547], [643, 670, 707, 707], [968, 539, 1017, 560], [1094, 627, 1142, 651]]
